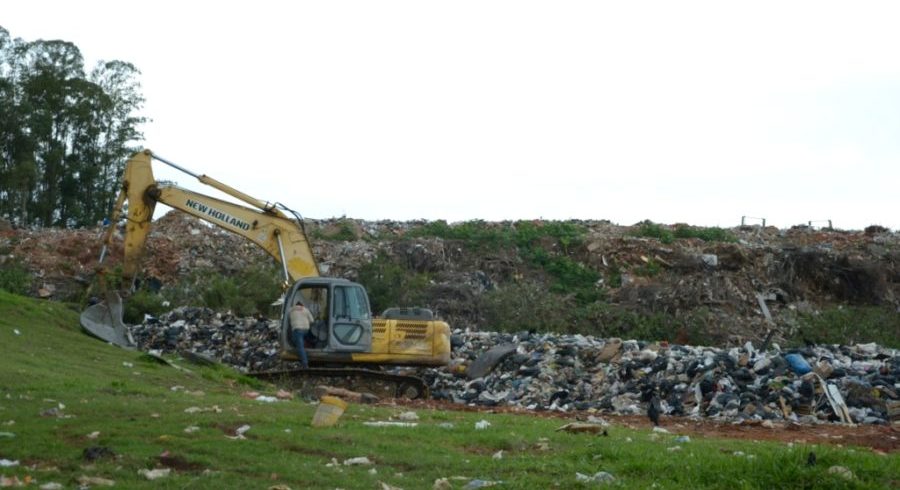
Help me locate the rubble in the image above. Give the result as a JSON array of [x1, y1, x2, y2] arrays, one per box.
[[130, 304, 898, 425]]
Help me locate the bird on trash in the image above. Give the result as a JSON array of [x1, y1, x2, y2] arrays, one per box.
[[648, 394, 661, 427], [807, 451, 817, 466]]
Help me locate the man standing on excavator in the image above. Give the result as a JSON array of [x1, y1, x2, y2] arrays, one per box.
[[290, 301, 315, 369]]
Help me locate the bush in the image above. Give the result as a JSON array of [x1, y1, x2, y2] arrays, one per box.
[[0, 260, 31, 295], [123, 289, 168, 324], [791, 306, 900, 348], [673, 224, 736, 242], [357, 253, 430, 313], [162, 264, 283, 317], [480, 282, 577, 332], [632, 221, 674, 244]]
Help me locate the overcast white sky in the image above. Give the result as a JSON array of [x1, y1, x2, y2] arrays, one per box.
[[4, 1, 900, 229]]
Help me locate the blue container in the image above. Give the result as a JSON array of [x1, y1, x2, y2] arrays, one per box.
[[784, 353, 812, 375]]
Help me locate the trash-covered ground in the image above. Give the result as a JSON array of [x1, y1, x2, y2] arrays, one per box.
[[3, 212, 899, 348], [131, 308, 900, 426]]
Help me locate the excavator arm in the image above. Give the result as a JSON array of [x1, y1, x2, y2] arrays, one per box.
[[83, 149, 319, 347], [115, 149, 319, 286]]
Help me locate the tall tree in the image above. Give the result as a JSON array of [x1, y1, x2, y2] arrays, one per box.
[[0, 26, 146, 228]]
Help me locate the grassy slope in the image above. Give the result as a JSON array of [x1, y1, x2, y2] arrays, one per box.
[[0, 291, 896, 489]]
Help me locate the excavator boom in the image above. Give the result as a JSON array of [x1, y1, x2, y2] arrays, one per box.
[[82, 149, 450, 398]]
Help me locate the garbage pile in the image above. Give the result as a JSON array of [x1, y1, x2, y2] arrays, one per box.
[[131, 308, 899, 425], [131, 307, 283, 373], [430, 331, 899, 425]]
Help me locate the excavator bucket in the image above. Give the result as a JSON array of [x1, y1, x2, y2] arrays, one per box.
[[80, 292, 136, 349]]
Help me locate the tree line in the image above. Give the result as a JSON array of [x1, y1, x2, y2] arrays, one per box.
[[0, 26, 146, 228]]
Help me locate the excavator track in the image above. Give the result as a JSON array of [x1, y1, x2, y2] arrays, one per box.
[[250, 367, 429, 400]]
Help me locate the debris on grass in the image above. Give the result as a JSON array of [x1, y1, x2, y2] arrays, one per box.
[[184, 426, 201, 433], [652, 427, 670, 434], [225, 424, 251, 440], [39, 482, 63, 490], [556, 422, 606, 434], [674, 435, 691, 443], [86, 431, 100, 439], [0, 433, 14, 439], [363, 421, 418, 428], [397, 411, 419, 421], [463, 479, 503, 489], [491, 450, 503, 460], [0, 459, 19, 467], [82, 446, 115, 461], [184, 405, 222, 414], [433, 478, 451, 490], [275, 389, 293, 400], [827, 466, 855, 480], [343, 457, 373, 466], [576, 471, 616, 484], [475, 420, 491, 430], [76, 475, 115, 487], [138, 468, 171, 480]]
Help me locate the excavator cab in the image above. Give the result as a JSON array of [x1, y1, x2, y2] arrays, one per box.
[[281, 277, 373, 359]]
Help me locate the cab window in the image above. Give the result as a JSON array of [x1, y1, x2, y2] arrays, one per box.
[[333, 285, 370, 320]]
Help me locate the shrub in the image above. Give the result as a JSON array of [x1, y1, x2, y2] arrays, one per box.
[[357, 253, 430, 313], [791, 306, 900, 348], [123, 289, 168, 324], [632, 221, 674, 244], [673, 224, 736, 242], [0, 260, 31, 295]]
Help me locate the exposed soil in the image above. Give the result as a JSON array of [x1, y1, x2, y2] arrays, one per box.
[[392, 399, 900, 453]]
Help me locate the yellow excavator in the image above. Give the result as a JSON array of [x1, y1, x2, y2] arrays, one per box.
[[81, 150, 451, 396]]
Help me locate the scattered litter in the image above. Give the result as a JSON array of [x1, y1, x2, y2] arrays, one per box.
[[0, 459, 19, 467], [184, 405, 222, 414], [652, 427, 670, 434], [343, 457, 373, 466], [325, 458, 340, 468], [363, 421, 418, 428], [433, 478, 452, 490], [184, 426, 201, 433], [557, 422, 606, 434], [122, 362, 134, 368], [576, 471, 616, 484], [12, 329, 20, 336], [463, 479, 502, 489], [397, 411, 419, 421], [311, 396, 347, 428], [138, 468, 171, 480], [226, 424, 251, 440], [39, 483, 63, 490], [378, 482, 403, 490], [369, 468, 378, 475], [87, 431, 100, 439], [276, 390, 293, 400], [170, 385, 185, 392], [241, 391, 261, 399], [255, 396, 278, 403], [82, 446, 115, 461], [0, 476, 23, 487], [674, 436, 691, 443], [76, 476, 116, 487], [475, 420, 491, 430], [491, 450, 503, 460], [827, 466, 854, 480], [438, 422, 455, 429], [667, 446, 682, 452]]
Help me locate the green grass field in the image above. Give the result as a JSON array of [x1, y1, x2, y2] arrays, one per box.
[[0, 290, 896, 489]]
